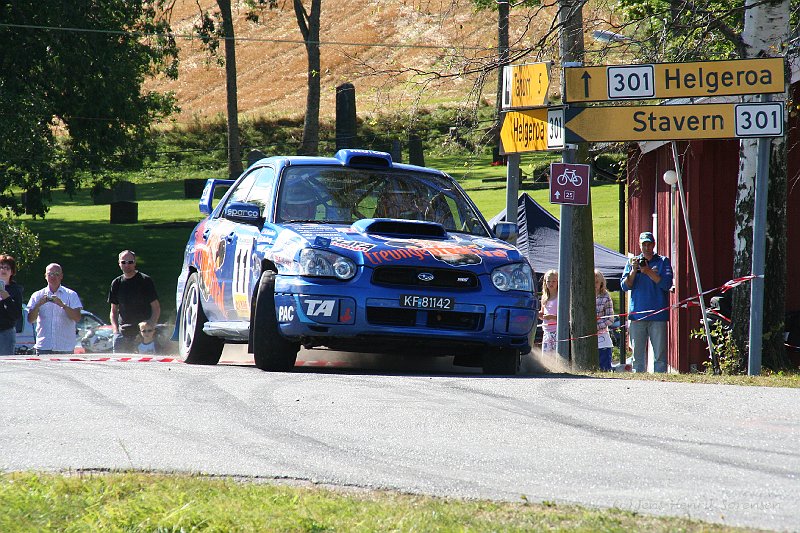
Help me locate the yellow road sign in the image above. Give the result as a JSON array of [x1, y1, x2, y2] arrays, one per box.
[[499, 108, 564, 154], [565, 58, 785, 103], [502, 62, 551, 108], [563, 102, 784, 143]]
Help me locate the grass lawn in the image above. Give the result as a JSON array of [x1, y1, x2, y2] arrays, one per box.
[[0, 472, 759, 532]]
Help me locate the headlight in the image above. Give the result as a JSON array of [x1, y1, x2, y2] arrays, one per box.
[[298, 248, 357, 280], [491, 263, 533, 292]]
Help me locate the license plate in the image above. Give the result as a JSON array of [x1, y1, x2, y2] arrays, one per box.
[[400, 295, 454, 310]]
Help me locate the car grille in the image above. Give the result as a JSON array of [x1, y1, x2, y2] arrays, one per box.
[[366, 307, 482, 331], [371, 266, 479, 289]]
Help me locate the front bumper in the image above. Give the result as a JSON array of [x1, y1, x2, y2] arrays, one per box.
[[272, 273, 536, 354]]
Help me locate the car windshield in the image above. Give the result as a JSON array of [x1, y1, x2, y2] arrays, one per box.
[[275, 166, 490, 236]]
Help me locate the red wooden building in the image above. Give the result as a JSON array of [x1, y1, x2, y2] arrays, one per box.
[[625, 73, 799, 372]]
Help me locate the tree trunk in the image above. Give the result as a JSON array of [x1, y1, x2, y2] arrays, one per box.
[[731, 0, 790, 371], [219, 0, 243, 178], [491, 1, 509, 158], [294, 0, 321, 156]]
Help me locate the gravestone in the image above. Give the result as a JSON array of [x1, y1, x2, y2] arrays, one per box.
[[408, 134, 425, 166], [335, 82, 357, 151], [110, 201, 138, 224], [184, 179, 207, 199]]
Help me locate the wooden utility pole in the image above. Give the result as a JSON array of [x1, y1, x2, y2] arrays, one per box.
[[558, 0, 598, 370]]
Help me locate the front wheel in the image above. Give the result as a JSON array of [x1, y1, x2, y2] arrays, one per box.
[[482, 347, 520, 375], [252, 271, 299, 371], [178, 272, 223, 364]]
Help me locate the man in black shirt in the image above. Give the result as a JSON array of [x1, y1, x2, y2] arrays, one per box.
[[108, 250, 160, 353]]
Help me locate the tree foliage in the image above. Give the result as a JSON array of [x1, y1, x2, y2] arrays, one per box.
[[0, 210, 40, 271], [0, 1, 179, 216]]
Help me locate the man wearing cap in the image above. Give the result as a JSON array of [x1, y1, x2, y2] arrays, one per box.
[[621, 231, 674, 372]]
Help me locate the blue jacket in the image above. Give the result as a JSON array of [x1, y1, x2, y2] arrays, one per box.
[[621, 254, 673, 321]]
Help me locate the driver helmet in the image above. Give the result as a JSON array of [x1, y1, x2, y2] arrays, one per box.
[[279, 179, 318, 221]]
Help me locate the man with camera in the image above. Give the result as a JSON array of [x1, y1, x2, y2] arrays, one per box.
[[621, 232, 674, 373], [27, 263, 83, 355]]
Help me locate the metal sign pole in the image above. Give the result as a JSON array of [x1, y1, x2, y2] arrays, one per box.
[[670, 142, 717, 373], [505, 153, 520, 244], [748, 95, 771, 375]]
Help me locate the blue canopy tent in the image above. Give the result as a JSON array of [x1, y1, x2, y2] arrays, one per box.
[[490, 193, 628, 292]]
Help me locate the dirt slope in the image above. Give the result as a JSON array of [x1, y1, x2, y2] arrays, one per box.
[[145, 0, 554, 123]]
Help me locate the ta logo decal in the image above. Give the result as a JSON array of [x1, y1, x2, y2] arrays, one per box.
[[278, 305, 295, 322], [305, 299, 335, 317]]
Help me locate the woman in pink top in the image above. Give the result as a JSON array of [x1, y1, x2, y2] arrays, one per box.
[[539, 270, 558, 354]]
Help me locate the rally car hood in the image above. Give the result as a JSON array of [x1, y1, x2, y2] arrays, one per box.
[[272, 218, 525, 272]]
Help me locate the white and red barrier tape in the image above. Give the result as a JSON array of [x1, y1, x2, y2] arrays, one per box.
[[0, 356, 348, 367]]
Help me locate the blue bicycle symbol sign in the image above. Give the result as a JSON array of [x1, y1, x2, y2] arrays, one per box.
[[556, 168, 583, 187]]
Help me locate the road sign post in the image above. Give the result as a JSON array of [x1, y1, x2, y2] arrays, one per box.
[[564, 57, 785, 103], [562, 102, 784, 143], [502, 62, 552, 108]]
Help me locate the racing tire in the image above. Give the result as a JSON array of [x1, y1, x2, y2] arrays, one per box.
[[178, 272, 224, 364], [252, 271, 299, 371], [482, 347, 520, 375]]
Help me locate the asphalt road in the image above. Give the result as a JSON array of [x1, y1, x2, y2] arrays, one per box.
[[1, 348, 798, 531]]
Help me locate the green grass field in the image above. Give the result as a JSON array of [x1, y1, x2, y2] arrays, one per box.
[[0, 472, 757, 533], [14, 155, 626, 324]]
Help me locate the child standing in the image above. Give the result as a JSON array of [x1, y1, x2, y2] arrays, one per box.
[[595, 270, 615, 371], [539, 270, 558, 354], [136, 320, 162, 354]]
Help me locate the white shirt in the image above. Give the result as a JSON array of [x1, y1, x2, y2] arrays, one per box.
[[27, 286, 82, 352]]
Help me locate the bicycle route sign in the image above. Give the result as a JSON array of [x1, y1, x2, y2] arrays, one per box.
[[549, 163, 590, 205]]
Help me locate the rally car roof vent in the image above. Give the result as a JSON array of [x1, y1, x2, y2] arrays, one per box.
[[335, 149, 392, 169], [354, 218, 447, 238]]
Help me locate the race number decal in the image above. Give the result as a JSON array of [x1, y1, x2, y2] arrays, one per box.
[[233, 236, 254, 317]]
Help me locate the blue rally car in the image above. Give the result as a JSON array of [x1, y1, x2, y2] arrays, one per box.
[[175, 149, 537, 374]]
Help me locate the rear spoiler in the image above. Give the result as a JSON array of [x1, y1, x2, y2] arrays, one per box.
[[199, 179, 236, 215]]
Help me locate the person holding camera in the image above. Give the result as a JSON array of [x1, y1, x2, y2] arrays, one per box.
[[0, 255, 24, 355], [621, 232, 674, 373], [27, 263, 83, 355]]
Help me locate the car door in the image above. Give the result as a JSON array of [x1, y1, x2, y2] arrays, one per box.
[[218, 166, 277, 322], [200, 169, 260, 322]]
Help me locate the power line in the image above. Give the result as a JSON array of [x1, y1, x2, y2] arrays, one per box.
[[0, 22, 495, 52]]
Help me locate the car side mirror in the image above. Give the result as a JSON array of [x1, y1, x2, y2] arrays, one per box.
[[223, 201, 263, 225], [492, 221, 518, 242]]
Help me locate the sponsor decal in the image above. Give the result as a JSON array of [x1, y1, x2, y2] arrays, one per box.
[[362, 240, 509, 266], [232, 236, 254, 318], [305, 299, 335, 317], [314, 236, 332, 248], [339, 304, 353, 323], [330, 238, 376, 252], [278, 305, 295, 322], [191, 221, 226, 316]]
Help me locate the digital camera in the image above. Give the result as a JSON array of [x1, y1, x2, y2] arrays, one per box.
[[637, 256, 648, 267]]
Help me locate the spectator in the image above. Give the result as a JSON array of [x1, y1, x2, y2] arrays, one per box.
[[109, 250, 160, 353], [595, 269, 615, 371], [538, 269, 558, 354], [135, 320, 164, 355], [26, 263, 82, 355], [621, 231, 674, 373], [0, 255, 23, 355]]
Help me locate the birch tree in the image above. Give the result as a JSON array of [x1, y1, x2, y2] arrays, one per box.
[[731, 0, 792, 371]]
